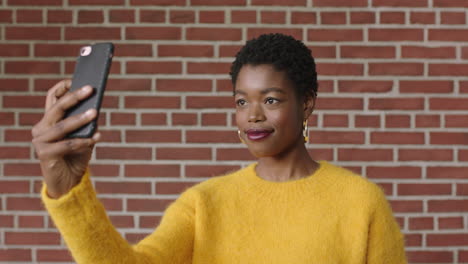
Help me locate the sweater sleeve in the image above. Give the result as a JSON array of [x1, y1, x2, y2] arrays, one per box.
[[41, 169, 195, 264], [366, 185, 408, 264]]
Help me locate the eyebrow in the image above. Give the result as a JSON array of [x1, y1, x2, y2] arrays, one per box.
[[234, 87, 286, 96]]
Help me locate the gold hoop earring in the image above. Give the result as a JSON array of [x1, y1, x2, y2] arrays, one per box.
[[303, 119, 309, 143], [238, 130, 245, 144]]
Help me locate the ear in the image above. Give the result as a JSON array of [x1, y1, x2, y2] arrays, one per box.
[[303, 96, 316, 120]]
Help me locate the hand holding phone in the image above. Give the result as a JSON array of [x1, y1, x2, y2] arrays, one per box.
[[64, 42, 114, 138]]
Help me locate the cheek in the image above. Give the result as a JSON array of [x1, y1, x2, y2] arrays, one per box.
[[269, 109, 301, 133]]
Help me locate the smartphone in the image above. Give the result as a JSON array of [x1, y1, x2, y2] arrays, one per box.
[[64, 42, 114, 138]]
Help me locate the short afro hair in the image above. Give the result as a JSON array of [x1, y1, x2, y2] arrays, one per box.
[[230, 33, 318, 99]]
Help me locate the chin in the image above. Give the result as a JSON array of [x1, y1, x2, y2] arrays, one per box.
[[246, 145, 282, 159]]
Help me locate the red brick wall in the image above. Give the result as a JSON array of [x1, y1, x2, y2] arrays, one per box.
[[1, 0, 468, 263]]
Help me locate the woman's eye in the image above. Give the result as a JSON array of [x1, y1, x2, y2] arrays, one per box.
[[236, 99, 246, 106]]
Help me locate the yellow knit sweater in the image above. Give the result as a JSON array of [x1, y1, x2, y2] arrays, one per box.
[[42, 161, 407, 263]]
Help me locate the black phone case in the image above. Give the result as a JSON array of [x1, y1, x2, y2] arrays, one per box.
[[64, 43, 113, 138]]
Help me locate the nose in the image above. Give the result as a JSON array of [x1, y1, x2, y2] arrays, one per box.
[[248, 103, 266, 123]]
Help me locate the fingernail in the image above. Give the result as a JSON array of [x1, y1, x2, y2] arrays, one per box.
[[82, 86, 92, 93], [85, 109, 95, 116]]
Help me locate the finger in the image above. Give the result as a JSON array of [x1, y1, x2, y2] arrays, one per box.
[[35, 137, 98, 161], [37, 108, 97, 143], [45, 80, 72, 112], [43, 85, 94, 126]]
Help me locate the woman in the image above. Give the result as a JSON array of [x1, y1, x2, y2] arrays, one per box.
[[33, 34, 407, 263]]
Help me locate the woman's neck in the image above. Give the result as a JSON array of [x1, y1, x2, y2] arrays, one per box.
[[255, 142, 319, 182]]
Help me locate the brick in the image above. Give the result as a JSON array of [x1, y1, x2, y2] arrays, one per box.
[[17, 10, 43, 23], [110, 9, 135, 23], [217, 148, 255, 161], [0, 180, 29, 193], [0, 112, 15, 125], [316, 63, 364, 76], [429, 29, 468, 41], [126, 96, 180, 109], [8, 0, 61, 4], [97, 198, 123, 211], [127, 198, 173, 212], [186, 164, 240, 177], [372, 0, 427, 6], [369, 63, 423, 76], [410, 11, 435, 24], [186, 130, 238, 143], [0, 146, 29, 159], [405, 235, 422, 247], [187, 27, 241, 41], [125, 164, 180, 177], [390, 200, 423, 213], [219, 45, 242, 57], [217, 79, 233, 92], [429, 200, 468, 212], [158, 44, 213, 57], [308, 29, 363, 41], [340, 46, 395, 58], [434, 0, 468, 7], [113, 44, 153, 57], [47, 10, 72, 23], [415, 114, 440, 128], [139, 216, 162, 228], [156, 182, 198, 194], [369, 28, 423, 41], [202, 113, 227, 126], [441, 12, 466, 24], [188, 62, 231, 74], [315, 97, 363, 110], [399, 149, 453, 161], [130, 0, 185, 5], [139, 10, 165, 23], [126, 27, 180, 40], [446, 115, 468, 127], [366, 166, 421, 179], [321, 11, 346, 24], [350, 11, 375, 24], [309, 46, 336, 58], [5, 61, 60, 74], [409, 217, 434, 230], [186, 96, 233, 109], [78, 10, 104, 23], [5, 231, 61, 245], [157, 148, 211, 160], [399, 184, 451, 196], [199, 11, 225, 23], [109, 215, 135, 228], [5, 129, 32, 142], [0, 215, 14, 227], [430, 64, 468, 76], [107, 79, 152, 91], [170, 10, 195, 23], [65, 27, 120, 40], [0, 10, 13, 23], [172, 113, 198, 125], [458, 184, 468, 195], [37, 249, 73, 262], [252, 0, 306, 5], [70, 0, 124, 4], [96, 147, 152, 160], [427, 234, 468, 246], [88, 164, 120, 177], [19, 215, 44, 228], [4, 163, 41, 176], [127, 61, 181, 74], [111, 113, 136, 125], [400, 80, 453, 93], [141, 113, 167, 125], [431, 98, 468, 110], [431, 132, 468, 145], [126, 130, 181, 143], [261, 11, 286, 24], [372, 132, 424, 144], [231, 10, 256, 23], [369, 98, 424, 110], [249, 28, 303, 40], [191, 0, 245, 5], [314, 0, 366, 6], [402, 46, 456, 59], [291, 11, 316, 24], [34, 43, 82, 57], [7, 197, 42, 210], [380, 11, 405, 24], [385, 115, 410, 128], [6, 26, 60, 40], [461, 251, 468, 262], [0, 249, 31, 261], [355, 115, 380, 128], [338, 148, 393, 161], [95, 181, 151, 194], [323, 114, 348, 127], [310, 131, 364, 144], [439, 217, 464, 229], [407, 251, 453, 263]]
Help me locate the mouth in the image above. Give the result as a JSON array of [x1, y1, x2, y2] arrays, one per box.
[[245, 129, 274, 141]]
